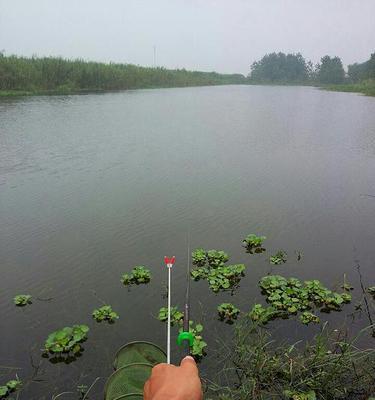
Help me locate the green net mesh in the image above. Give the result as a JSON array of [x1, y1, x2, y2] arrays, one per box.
[[104, 342, 166, 400], [112, 395, 143, 400], [105, 363, 153, 400], [113, 341, 166, 370]]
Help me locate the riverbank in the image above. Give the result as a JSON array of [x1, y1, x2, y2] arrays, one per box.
[[0, 55, 246, 97], [322, 79, 375, 97]]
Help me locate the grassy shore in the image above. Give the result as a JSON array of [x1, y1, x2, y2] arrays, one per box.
[[323, 79, 375, 97]]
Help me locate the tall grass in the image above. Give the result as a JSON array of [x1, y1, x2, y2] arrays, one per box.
[[207, 320, 375, 399], [0, 54, 246, 95]]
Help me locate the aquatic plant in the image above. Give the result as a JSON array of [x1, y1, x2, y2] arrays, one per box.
[[248, 304, 279, 325], [191, 248, 207, 268], [191, 248, 245, 293], [158, 306, 183, 326], [13, 294, 32, 306], [44, 325, 89, 355], [206, 264, 246, 292], [269, 250, 287, 265], [248, 275, 352, 325], [179, 321, 207, 358], [368, 286, 375, 299], [157, 306, 206, 358], [121, 266, 151, 286], [299, 311, 320, 325], [283, 390, 317, 400], [217, 303, 240, 323], [242, 233, 266, 254], [92, 305, 119, 323], [0, 378, 22, 398]]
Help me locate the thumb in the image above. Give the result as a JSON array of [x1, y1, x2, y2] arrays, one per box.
[[180, 356, 198, 374]]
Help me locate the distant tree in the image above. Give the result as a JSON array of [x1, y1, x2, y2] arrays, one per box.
[[316, 56, 345, 84], [348, 52, 375, 82], [249, 52, 309, 83]]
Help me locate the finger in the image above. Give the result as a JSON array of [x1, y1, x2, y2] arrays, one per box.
[[143, 379, 150, 399], [180, 356, 198, 375], [150, 362, 173, 377]]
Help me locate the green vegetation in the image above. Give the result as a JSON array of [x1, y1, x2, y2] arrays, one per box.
[[248, 275, 351, 325], [121, 266, 151, 286], [242, 234, 266, 254], [269, 250, 287, 265], [248, 51, 375, 96], [368, 286, 375, 299], [191, 249, 246, 293], [249, 52, 311, 84], [13, 294, 32, 306], [92, 305, 119, 323], [217, 303, 240, 323], [180, 321, 207, 358], [0, 53, 246, 96], [157, 306, 207, 358], [0, 378, 22, 398], [324, 79, 375, 97], [208, 321, 375, 400], [158, 306, 183, 326], [44, 325, 89, 355]]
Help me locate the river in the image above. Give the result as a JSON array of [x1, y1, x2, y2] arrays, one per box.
[[1, 85, 374, 398]]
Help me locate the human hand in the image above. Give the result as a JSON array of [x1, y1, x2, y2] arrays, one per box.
[[143, 356, 203, 400]]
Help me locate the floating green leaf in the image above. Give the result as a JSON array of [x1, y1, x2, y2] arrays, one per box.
[[269, 250, 287, 265], [0, 378, 22, 398], [158, 306, 183, 326], [242, 233, 266, 254], [13, 294, 32, 307], [44, 325, 89, 355], [217, 303, 240, 323], [253, 275, 352, 325], [121, 266, 151, 286]]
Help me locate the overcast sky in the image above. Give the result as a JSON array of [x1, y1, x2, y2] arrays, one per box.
[[1, 0, 374, 74]]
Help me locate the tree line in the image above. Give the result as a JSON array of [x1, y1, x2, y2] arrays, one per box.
[[0, 54, 246, 93], [248, 51, 375, 85]]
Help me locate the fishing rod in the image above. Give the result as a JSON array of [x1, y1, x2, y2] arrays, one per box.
[[164, 247, 194, 363]]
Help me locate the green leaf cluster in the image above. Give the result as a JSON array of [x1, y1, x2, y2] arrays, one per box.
[[0, 379, 22, 398], [217, 303, 240, 322], [44, 325, 89, 355], [157, 306, 183, 326], [121, 266, 151, 286], [13, 294, 32, 306], [284, 390, 316, 400], [269, 250, 287, 265], [368, 286, 375, 299], [242, 233, 266, 254], [157, 305, 207, 358], [191, 249, 245, 293], [92, 305, 119, 323], [179, 321, 207, 358], [299, 311, 320, 325], [249, 275, 351, 325]]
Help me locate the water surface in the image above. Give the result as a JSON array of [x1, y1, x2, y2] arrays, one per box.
[[1, 85, 375, 398]]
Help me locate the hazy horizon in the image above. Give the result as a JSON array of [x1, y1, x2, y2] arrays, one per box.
[[1, 0, 375, 75]]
